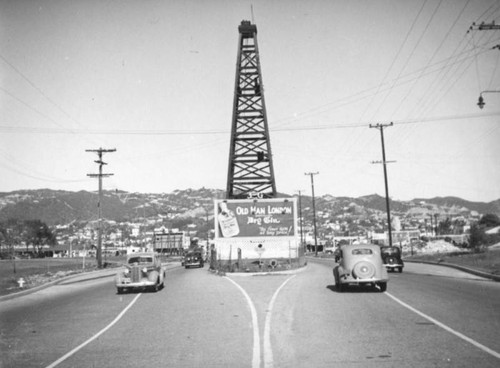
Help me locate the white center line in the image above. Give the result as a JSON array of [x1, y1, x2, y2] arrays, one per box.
[[224, 276, 261, 368], [263, 275, 296, 368], [45, 293, 142, 368], [385, 292, 500, 360]]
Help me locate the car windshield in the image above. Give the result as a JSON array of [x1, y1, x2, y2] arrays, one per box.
[[351, 248, 373, 255], [128, 256, 153, 264], [381, 247, 400, 255]]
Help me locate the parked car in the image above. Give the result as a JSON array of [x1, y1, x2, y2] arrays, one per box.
[[116, 252, 165, 294], [333, 244, 388, 292], [380, 246, 404, 273], [184, 251, 204, 268]]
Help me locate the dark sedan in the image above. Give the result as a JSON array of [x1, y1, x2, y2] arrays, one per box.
[[381, 246, 404, 273], [184, 251, 204, 269]]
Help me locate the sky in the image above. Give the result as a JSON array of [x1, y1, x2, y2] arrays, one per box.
[[1, 0, 499, 203]]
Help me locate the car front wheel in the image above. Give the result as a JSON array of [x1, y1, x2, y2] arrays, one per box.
[[378, 282, 387, 292]]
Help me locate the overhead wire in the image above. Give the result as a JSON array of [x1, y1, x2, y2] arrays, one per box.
[[357, 0, 429, 124], [386, 0, 445, 119], [392, 0, 473, 149], [407, 0, 472, 119]]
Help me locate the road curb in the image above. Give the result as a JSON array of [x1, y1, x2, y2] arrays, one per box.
[[219, 264, 308, 277], [404, 259, 500, 282]]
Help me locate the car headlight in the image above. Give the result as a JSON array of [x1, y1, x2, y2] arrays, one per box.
[[123, 269, 129, 275], [142, 267, 148, 273]]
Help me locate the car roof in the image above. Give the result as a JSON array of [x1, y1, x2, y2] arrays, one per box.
[[127, 252, 155, 258], [340, 244, 380, 250]]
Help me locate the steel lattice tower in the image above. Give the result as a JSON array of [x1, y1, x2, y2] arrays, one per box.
[[226, 21, 277, 199]]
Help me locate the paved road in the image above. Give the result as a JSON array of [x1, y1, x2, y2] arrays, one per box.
[[1, 260, 499, 367]]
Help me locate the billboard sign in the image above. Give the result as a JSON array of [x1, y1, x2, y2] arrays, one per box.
[[215, 198, 296, 238]]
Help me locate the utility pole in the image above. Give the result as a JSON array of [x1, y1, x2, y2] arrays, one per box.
[[86, 148, 116, 268], [296, 190, 304, 252], [370, 123, 394, 247], [305, 172, 319, 256]]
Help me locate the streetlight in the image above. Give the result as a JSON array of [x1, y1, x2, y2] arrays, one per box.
[[477, 90, 500, 109]]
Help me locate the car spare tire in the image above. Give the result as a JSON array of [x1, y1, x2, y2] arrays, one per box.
[[386, 256, 396, 264], [352, 261, 376, 279]]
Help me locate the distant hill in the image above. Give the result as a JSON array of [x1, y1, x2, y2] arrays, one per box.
[[412, 196, 500, 215], [0, 189, 498, 226]]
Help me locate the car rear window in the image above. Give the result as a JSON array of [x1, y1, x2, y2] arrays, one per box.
[[128, 257, 153, 264], [351, 249, 373, 255]]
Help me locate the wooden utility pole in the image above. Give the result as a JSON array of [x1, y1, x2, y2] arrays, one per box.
[[296, 190, 304, 251], [304, 172, 319, 256], [86, 148, 116, 268], [370, 123, 394, 247]]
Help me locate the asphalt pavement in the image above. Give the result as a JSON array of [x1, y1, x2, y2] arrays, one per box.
[[1, 257, 497, 303]]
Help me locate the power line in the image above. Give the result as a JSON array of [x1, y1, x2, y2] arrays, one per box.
[[1, 110, 498, 136]]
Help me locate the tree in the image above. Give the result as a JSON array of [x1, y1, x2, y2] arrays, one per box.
[[478, 213, 500, 228], [468, 223, 487, 252], [438, 217, 452, 235], [24, 220, 56, 255]]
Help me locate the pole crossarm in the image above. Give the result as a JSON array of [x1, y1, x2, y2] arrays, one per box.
[[470, 21, 500, 31]]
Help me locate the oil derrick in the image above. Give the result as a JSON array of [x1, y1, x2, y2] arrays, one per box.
[[226, 20, 277, 199]]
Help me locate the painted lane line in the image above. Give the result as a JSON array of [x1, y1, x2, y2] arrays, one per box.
[[263, 275, 296, 368], [45, 293, 142, 368], [224, 276, 261, 368], [385, 292, 500, 360]]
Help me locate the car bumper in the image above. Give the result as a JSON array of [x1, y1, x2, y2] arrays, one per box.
[[116, 279, 156, 288], [339, 275, 388, 284], [185, 262, 202, 267], [384, 264, 403, 269]]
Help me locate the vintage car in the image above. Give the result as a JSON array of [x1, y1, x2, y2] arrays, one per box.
[[116, 252, 165, 294], [184, 251, 204, 268], [333, 244, 388, 292], [380, 246, 404, 273]]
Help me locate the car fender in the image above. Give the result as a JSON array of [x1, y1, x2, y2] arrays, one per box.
[[148, 270, 159, 283]]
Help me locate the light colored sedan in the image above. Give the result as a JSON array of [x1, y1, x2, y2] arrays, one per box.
[[116, 252, 165, 294], [333, 244, 388, 292]]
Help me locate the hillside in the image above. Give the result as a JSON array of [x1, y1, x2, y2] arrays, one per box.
[[0, 189, 498, 226]]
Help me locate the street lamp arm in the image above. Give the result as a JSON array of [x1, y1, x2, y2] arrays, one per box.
[[477, 90, 500, 109]]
